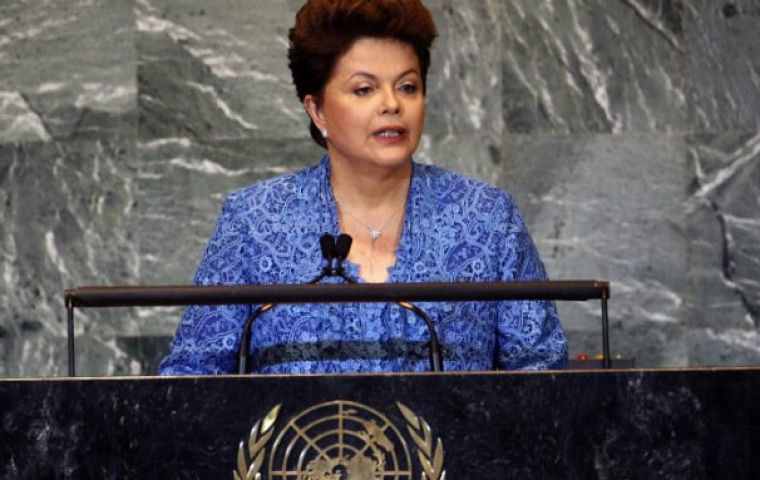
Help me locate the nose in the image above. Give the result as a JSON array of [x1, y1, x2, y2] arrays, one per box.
[[380, 86, 400, 115]]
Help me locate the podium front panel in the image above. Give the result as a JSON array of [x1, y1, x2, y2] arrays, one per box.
[[1, 368, 758, 479]]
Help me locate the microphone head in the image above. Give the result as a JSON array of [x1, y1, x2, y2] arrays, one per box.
[[319, 233, 336, 261], [335, 234, 353, 260]]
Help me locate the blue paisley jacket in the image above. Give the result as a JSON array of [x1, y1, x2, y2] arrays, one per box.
[[159, 156, 567, 375]]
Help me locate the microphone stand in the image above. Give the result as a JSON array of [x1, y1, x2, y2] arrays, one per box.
[[236, 234, 444, 374], [236, 234, 336, 374], [330, 235, 444, 373]]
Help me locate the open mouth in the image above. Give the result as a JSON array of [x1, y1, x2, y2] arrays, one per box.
[[373, 127, 407, 139]]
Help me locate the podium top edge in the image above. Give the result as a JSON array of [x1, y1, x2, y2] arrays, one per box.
[[64, 280, 611, 308], [5, 366, 760, 383]]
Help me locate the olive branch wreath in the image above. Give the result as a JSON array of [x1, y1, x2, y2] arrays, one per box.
[[233, 402, 444, 480], [234, 404, 281, 480], [397, 402, 446, 480]]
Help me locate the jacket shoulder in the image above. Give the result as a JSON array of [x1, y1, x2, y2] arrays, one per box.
[[225, 164, 319, 216], [415, 163, 516, 213]]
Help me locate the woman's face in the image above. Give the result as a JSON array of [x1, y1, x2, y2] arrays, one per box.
[[305, 37, 425, 173]]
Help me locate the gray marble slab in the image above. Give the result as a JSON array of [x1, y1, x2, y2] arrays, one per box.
[[499, 0, 688, 134], [0, 0, 136, 142], [424, 0, 505, 139], [0, 139, 139, 376], [136, 0, 306, 141], [499, 133, 692, 365], [684, 131, 760, 364], [685, 0, 760, 130]]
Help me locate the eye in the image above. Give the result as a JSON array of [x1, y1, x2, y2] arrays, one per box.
[[398, 82, 419, 95], [353, 86, 373, 96]]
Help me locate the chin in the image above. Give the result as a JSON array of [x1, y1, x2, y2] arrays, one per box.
[[373, 143, 417, 165], [371, 151, 414, 170]]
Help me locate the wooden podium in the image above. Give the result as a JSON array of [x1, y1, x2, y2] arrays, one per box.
[[1, 368, 759, 479]]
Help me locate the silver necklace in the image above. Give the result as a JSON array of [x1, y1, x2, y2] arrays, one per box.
[[335, 198, 405, 279], [341, 203, 403, 243]]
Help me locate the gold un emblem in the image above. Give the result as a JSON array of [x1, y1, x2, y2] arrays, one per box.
[[234, 400, 446, 480]]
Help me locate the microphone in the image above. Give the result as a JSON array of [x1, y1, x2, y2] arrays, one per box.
[[318, 233, 337, 277], [320, 234, 336, 271], [334, 234, 352, 276]]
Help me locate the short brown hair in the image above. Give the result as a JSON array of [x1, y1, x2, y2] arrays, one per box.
[[288, 0, 437, 147]]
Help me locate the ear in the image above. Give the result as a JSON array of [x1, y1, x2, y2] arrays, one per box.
[[303, 95, 327, 131]]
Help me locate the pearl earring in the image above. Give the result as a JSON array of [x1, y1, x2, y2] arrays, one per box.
[[321, 128, 328, 139]]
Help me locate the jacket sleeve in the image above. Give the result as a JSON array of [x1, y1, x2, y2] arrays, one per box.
[[495, 195, 568, 370], [158, 193, 253, 375]]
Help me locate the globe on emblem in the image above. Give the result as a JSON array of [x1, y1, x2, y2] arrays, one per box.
[[268, 401, 412, 480]]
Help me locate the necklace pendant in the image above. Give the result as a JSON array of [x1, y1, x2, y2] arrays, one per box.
[[369, 229, 381, 241]]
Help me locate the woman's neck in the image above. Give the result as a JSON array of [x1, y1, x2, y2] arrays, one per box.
[[329, 156, 412, 212], [328, 155, 412, 283]]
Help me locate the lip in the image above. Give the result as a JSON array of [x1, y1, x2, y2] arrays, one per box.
[[372, 125, 408, 143]]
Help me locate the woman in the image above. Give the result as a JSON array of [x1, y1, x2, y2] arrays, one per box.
[[159, 0, 567, 375]]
